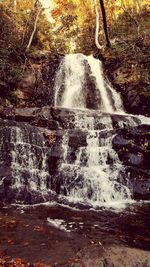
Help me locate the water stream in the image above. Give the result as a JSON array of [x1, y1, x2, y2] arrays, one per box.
[[0, 53, 149, 209], [0, 54, 149, 266], [53, 54, 137, 207], [54, 54, 123, 112]]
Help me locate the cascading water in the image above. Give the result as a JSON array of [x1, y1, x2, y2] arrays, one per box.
[[54, 54, 123, 113], [53, 54, 133, 207], [10, 126, 49, 192], [54, 54, 86, 109], [55, 112, 133, 207], [1, 54, 149, 207], [0, 122, 50, 200]]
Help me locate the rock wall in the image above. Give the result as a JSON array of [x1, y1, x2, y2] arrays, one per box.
[[0, 106, 149, 204], [16, 53, 63, 107], [113, 125, 150, 200]]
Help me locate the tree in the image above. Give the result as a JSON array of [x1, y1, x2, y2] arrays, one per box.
[[26, 0, 43, 51], [93, 0, 103, 49], [93, 0, 110, 49], [26, 7, 43, 51], [99, 0, 111, 47], [120, 0, 140, 37]]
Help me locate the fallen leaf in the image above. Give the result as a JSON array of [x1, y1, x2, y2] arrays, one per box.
[[7, 239, 14, 244], [33, 226, 44, 232]]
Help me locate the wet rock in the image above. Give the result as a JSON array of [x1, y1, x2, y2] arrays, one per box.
[[84, 63, 101, 110], [122, 153, 144, 166], [113, 125, 150, 200], [34, 54, 63, 106], [0, 105, 142, 132], [68, 130, 87, 148], [0, 119, 55, 204], [113, 125, 150, 169], [0, 106, 61, 130], [104, 32, 150, 116], [15, 53, 63, 107], [126, 89, 140, 109], [0, 107, 150, 204], [126, 167, 150, 200]]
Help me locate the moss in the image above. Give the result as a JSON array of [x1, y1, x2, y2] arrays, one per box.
[[9, 91, 20, 105]]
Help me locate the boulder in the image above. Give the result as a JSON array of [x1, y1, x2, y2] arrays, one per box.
[[113, 125, 150, 199]]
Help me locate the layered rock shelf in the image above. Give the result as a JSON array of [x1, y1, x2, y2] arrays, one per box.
[[0, 106, 149, 204]]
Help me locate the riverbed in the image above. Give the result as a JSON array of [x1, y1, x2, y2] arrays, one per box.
[[0, 202, 150, 266]]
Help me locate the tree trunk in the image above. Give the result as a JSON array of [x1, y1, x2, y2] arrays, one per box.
[[26, 7, 42, 52], [99, 0, 111, 48], [93, 0, 103, 49], [21, 12, 31, 46]]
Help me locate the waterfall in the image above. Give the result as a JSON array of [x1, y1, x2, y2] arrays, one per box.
[[54, 54, 124, 113], [7, 124, 49, 194], [56, 112, 131, 207], [54, 54, 86, 108], [1, 53, 148, 207], [86, 55, 123, 113], [53, 54, 134, 207]]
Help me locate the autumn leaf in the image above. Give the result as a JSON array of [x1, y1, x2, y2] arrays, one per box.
[[7, 239, 14, 244], [33, 225, 45, 232], [35, 261, 45, 267]]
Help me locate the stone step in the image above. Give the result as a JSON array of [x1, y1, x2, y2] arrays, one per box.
[[0, 106, 141, 131]]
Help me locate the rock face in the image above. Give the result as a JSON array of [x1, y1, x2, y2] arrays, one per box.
[[0, 119, 54, 204], [35, 54, 63, 106], [16, 53, 62, 107], [0, 106, 149, 204], [113, 125, 150, 200]]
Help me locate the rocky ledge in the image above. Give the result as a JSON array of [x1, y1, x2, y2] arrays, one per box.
[[0, 106, 149, 204], [113, 125, 150, 200]]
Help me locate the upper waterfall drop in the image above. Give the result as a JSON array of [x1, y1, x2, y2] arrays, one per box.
[[54, 54, 124, 113]]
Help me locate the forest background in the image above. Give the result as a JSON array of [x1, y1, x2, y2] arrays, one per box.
[[0, 0, 149, 114]]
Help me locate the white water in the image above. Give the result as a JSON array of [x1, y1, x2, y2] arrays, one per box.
[[53, 54, 133, 207], [54, 54, 124, 113], [58, 114, 131, 207], [0, 55, 149, 208], [54, 54, 86, 108], [87, 55, 123, 113], [47, 218, 71, 232], [10, 126, 49, 193], [53, 53, 150, 208]]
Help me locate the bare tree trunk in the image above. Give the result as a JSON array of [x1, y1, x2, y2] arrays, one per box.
[[21, 12, 31, 46], [26, 7, 42, 52], [93, 0, 103, 49], [99, 0, 111, 47]]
